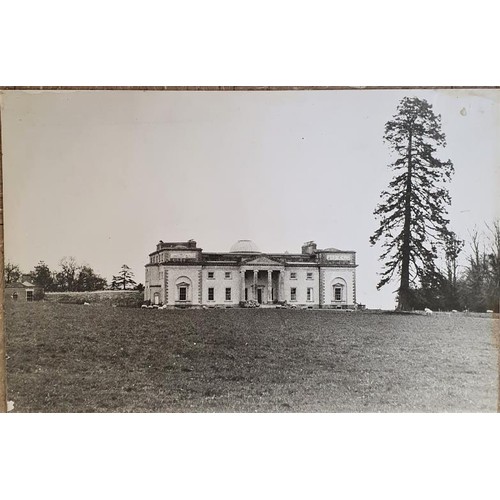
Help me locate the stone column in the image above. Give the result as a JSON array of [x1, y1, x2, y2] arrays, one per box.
[[318, 268, 322, 308], [278, 270, 285, 303], [267, 270, 273, 304], [253, 270, 258, 300], [240, 269, 246, 303]]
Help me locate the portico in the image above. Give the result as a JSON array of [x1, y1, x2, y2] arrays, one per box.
[[240, 267, 285, 304]]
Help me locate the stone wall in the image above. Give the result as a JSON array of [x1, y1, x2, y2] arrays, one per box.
[[45, 290, 143, 307]]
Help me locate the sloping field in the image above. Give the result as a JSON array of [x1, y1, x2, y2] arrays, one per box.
[[4, 302, 499, 412]]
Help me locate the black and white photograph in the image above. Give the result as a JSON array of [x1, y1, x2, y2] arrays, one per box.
[[1, 87, 498, 413], [2, 2, 500, 496]]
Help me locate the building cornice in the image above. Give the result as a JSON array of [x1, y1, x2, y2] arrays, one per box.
[[146, 262, 358, 269]]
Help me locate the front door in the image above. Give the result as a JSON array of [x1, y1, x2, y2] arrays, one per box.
[[257, 287, 263, 304]]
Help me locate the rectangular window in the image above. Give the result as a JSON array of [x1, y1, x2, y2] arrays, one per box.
[[208, 287, 214, 301], [306, 272, 313, 280], [334, 287, 342, 301], [225, 288, 232, 301], [26, 290, 34, 302], [225, 272, 231, 279], [290, 272, 297, 279], [290, 287, 297, 301], [208, 271, 214, 279], [245, 288, 248, 301], [179, 287, 187, 301], [307, 288, 313, 301]]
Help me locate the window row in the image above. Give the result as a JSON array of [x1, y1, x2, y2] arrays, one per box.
[[290, 272, 314, 280], [176, 285, 343, 303], [151, 254, 196, 264], [151, 253, 166, 264], [206, 271, 316, 280], [177, 286, 232, 302], [207, 271, 232, 279], [290, 287, 315, 301], [207, 287, 232, 301], [289, 286, 344, 302]]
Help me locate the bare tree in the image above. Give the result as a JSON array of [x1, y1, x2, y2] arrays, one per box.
[[485, 220, 500, 311], [4, 262, 21, 283], [443, 231, 464, 309], [56, 257, 80, 292], [461, 222, 500, 312]]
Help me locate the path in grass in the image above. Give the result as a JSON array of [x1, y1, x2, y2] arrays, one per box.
[[5, 302, 498, 412]]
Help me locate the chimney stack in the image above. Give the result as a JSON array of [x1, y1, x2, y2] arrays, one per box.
[[301, 241, 317, 255]]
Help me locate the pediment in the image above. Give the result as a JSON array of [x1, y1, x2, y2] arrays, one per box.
[[244, 256, 282, 266]]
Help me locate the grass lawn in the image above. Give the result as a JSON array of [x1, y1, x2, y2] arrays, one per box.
[[4, 301, 499, 412]]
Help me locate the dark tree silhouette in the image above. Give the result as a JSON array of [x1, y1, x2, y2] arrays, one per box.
[[50, 257, 106, 292], [461, 221, 500, 312], [486, 221, 500, 312], [76, 265, 107, 291], [443, 231, 464, 309], [32, 261, 55, 291], [56, 257, 79, 291], [111, 264, 137, 290], [4, 262, 21, 283], [370, 97, 454, 310]]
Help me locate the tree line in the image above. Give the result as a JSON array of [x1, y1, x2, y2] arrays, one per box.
[[4, 258, 143, 293], [410, 222, 499, 312], [371, 96, 499, 312]]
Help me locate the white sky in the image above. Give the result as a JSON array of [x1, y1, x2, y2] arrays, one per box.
[[2, 89, 499, 308]]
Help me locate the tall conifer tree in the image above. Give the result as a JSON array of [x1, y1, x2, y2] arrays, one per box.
[[111, 264, 137, 290], [370, 97, 454, 310]]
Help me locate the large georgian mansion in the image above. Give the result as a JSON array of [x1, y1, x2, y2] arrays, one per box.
[[144, 239, 357, 309]]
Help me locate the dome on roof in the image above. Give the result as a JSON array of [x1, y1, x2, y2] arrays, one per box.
[[230, 239, 261, 253]]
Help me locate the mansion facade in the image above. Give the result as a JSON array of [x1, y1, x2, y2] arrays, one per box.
[[144, 239, 357, 309]]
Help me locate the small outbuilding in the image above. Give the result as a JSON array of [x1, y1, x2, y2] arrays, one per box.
[[4, 281, 44, 302]]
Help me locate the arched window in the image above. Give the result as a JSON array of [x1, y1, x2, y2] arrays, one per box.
[[175, 276, 192, 302], [331, 277, 347, 303]]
